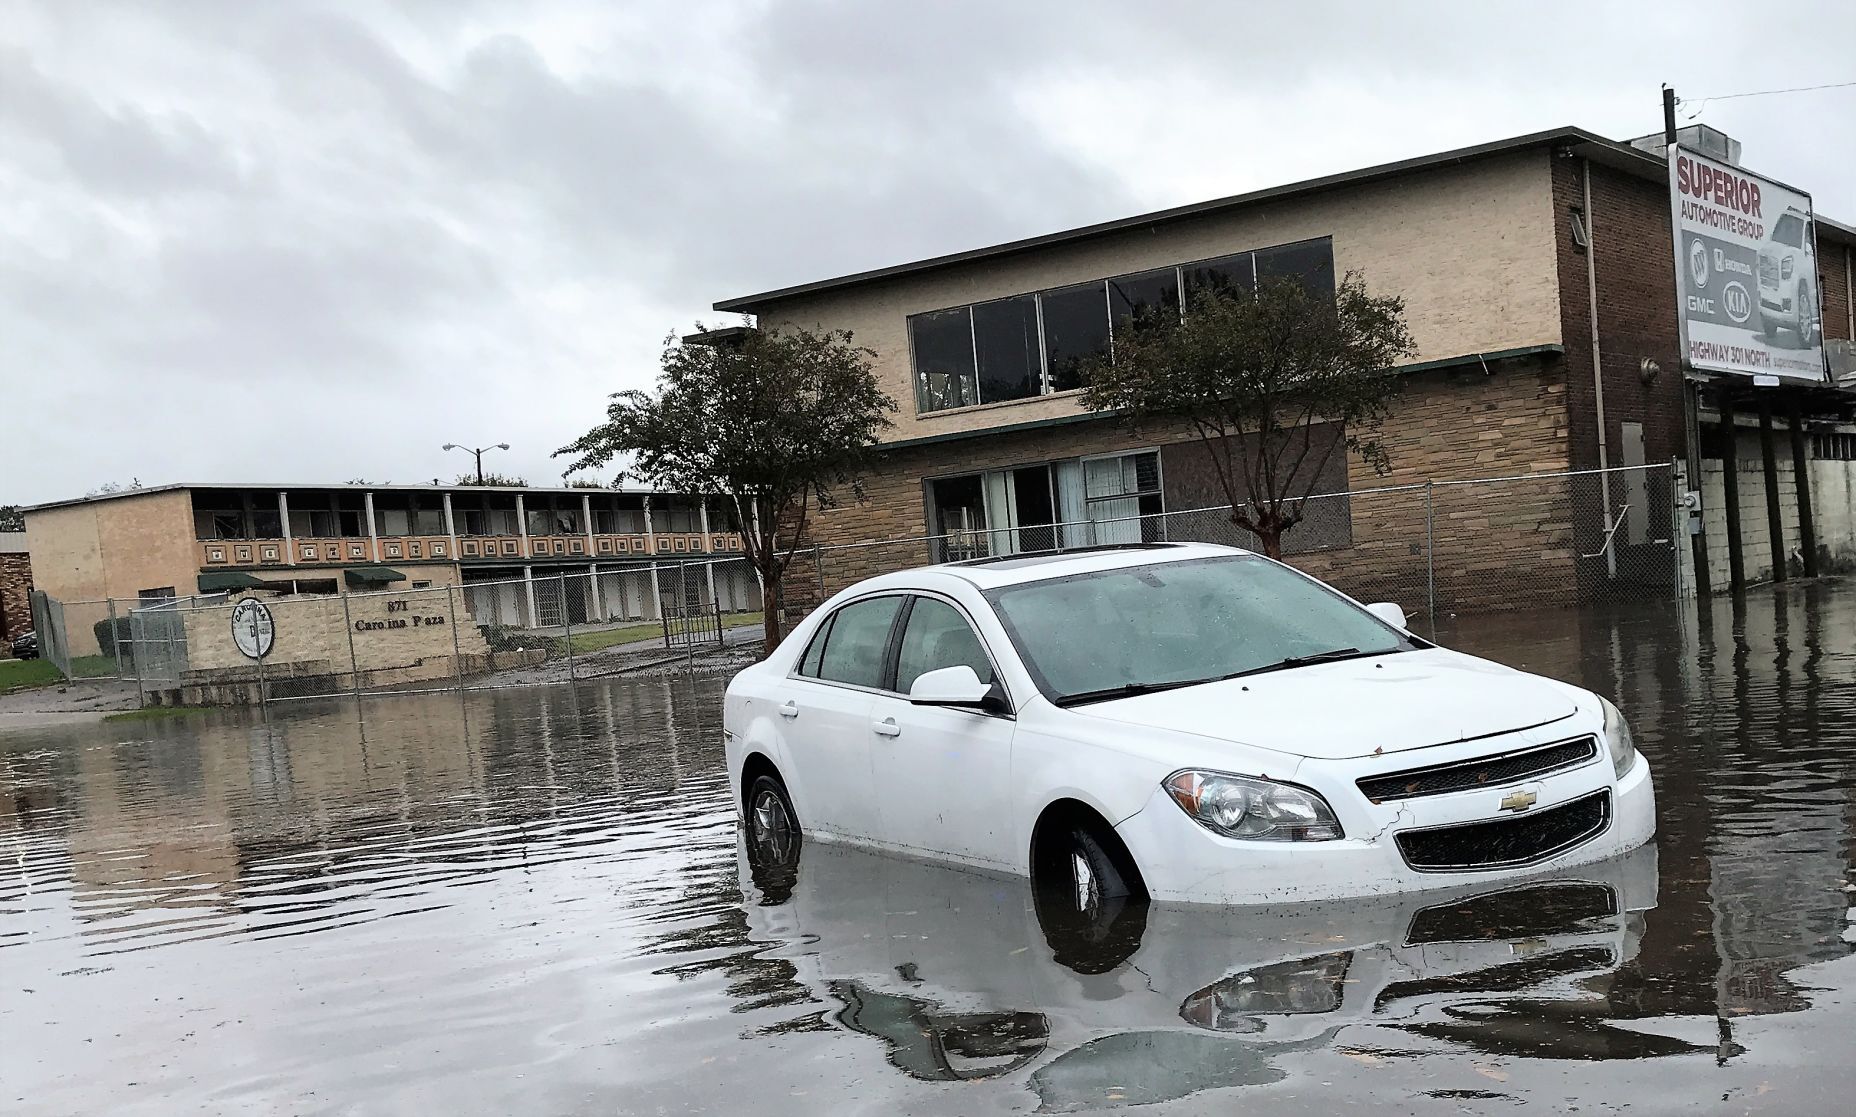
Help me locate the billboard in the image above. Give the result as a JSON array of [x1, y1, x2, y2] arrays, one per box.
[[1668, 145, 1826, 382]]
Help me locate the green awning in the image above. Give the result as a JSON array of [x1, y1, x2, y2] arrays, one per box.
[[344, 566, 407, 588], [198, 571, 266, 592]]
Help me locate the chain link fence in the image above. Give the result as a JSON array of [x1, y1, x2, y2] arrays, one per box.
[[790, 464, 1680, 636]]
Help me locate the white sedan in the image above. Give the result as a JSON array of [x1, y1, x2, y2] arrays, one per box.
[[723, 542, 1655, 907]]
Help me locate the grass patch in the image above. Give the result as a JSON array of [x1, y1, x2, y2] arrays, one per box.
[[0, 654, 121, 692], [0, 658, 65, 692], [563, 610, 763, 655], [103, 705, 214, 723]]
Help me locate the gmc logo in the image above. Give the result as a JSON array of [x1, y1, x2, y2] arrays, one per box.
[[1723, 281, 1753, 324]]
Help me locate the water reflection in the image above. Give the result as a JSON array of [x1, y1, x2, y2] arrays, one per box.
[[1, 583, 1855, 1113]]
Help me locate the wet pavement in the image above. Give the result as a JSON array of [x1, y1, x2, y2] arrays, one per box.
[[4, 582, 1856, 1115]]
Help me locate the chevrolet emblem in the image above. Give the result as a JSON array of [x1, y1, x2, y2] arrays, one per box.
[[1499, 790, 1539, 813]]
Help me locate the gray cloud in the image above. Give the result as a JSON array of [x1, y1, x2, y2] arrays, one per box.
[[2, 0, 1852, 503]]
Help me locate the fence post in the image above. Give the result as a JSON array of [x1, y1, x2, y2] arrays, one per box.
[[1424, 481, 1437, 628], [448, 584, 466, 693], [813, 543, 825, 608], [560, 573, 575, 682], [129, 605, 146, 708], [107, 599, 123, 678], [341, 590, 362, 699]]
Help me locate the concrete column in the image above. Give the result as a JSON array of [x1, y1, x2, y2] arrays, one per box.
[[515, 493, 529, 558], [1758, 397, 1787, 583], [1720, 398, 1745, 593], [588, 562, 605, 622], [363, 491, 379, 562], [279, 491, 294, 565], [581, 493, 596, 555], [643, 495, 656, 555], [522, 564, 538, 629], [698, 499, 718, 605], [442, 491, 458, 561], [648, 562, 662, 619], [1788, 397, 1818, 577]]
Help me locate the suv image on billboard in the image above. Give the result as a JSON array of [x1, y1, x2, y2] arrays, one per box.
[[1759, 207, 1821, 348]]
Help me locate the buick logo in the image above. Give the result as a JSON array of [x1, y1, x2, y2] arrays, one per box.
[[1499, 790, 1538, 813], [1689, 240, 1710, 289], [1723, 281, 1752, 324]]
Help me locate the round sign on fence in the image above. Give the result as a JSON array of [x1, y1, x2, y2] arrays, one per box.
[[231, 598, 276, 660]]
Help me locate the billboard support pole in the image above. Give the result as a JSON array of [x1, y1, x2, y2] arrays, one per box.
[[1720, 394, 1746, 592], [1664, 88, 1714, 596], [1757, 398, 1788, 583]]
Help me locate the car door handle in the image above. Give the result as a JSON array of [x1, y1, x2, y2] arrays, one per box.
[[873, 718, 902, 738], [778, 701, 800, 719]]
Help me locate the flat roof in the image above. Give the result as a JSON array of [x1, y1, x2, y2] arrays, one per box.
[[0, 532, 27, 554], [22, 481, 703, 515], [714, 125, 1856, 313]]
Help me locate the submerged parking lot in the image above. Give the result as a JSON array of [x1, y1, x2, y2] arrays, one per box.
[[4, 585, 1856, 1115]]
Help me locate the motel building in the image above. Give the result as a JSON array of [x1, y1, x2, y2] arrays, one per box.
[[21, 481, 760, 659], [713, 124, 1856, 612]]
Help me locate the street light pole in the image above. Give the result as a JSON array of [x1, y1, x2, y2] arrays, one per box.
[[442, 442, 511, 484]]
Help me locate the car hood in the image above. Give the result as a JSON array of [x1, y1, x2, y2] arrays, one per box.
[[1071, 648, 1581, 761]]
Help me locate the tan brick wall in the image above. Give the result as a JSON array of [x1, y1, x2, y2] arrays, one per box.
[[0, 552, 31, 645], [25, 490, 200, 603], [181, 588, 488, 674], [758, 150, 1562, 445], [788, 356, 1574, 614]]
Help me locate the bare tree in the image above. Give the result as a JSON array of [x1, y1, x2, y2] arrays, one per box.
[[1081, 273, 1415, 558], [557, 325, 894, 654]]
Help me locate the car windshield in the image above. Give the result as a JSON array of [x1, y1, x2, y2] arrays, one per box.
[[1772, 213, 1806, 249], [985, 555, 1412, 705]]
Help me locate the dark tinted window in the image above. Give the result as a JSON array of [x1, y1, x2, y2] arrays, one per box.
[[1040, 281, 1110, 392], [1108, 268, 1181, 334], [911, 307, 977, 412], [1255, 238, 1335, 301], [1182, 252, 1255, 308], [797, 614, 833, 677], [815, 596, 904, 689], [972, 295, 1042, 403], [1772, 213, 1806, 248], [896, 598, 995, 694]]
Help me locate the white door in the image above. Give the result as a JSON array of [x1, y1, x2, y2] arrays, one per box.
[[868, 596, 1016, 867], [780, 595, 906, 842]]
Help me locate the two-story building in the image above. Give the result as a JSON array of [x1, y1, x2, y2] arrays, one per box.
[[713, 125, 1856, 610], [23, 482, 758, 655]]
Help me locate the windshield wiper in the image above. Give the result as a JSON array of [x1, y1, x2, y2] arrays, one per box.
[[1052, 679, 1202, 708], [1216, 646, 1394, 680]]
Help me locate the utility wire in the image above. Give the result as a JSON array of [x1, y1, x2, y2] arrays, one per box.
[[1680, 79, 1856, 119]]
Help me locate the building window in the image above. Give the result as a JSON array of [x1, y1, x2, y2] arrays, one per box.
[[411, 580, 432, 590], [139, 587, 176, 602], [1814, 432, 1856, 460], [911, 306, 977, 411], [909, 237, 1333, 413], [927, 448, 1163, 560]]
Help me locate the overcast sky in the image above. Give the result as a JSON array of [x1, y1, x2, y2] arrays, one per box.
[[5, 0, 1853, 505]]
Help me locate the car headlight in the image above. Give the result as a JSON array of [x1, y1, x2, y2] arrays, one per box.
[[1782, 256, 1794, 280], [1600, 696, 1637, 780], [1163, 770, 1343, 842]]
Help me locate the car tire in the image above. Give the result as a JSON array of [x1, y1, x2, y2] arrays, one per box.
[[1800, 282, 1820, 347], [743, 772, 802, 899], [1032, 824, 1147, 974]]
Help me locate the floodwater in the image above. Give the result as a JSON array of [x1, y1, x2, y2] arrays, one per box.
[[4, 585, 1856, 1116]]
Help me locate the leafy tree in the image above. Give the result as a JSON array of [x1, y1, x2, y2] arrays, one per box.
[[0, 505, 22, 532], [1081, 272, 1415, 559], [453, 471, 530, 487], [557, 324, 895, 654]]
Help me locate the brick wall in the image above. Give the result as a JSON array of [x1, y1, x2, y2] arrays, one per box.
[[0, 553, 31, 646], [787, 356, 1575, 616], [1821, 239, 1854, 343]]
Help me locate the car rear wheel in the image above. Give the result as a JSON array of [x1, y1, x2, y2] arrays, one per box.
[[745, 773, 800, 870]]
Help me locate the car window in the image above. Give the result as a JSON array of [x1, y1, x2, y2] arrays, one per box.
[[812, 596, 904, 689], [796, 614, 834, 678], [895, 598, 994, 694]]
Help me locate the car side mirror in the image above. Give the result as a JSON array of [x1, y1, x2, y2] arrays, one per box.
[[1366, 602, 1408, 630], [909, 665, 1009, 714]]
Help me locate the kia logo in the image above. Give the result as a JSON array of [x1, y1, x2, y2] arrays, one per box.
[[1689, 240, 1710, 288], [1724, 281, 1752, 324]]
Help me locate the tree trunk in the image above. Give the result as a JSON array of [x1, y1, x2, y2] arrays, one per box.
[[760, 572, 784, 658], [1258, 527, 1285, 560]]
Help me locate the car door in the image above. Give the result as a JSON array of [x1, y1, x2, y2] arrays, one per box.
[[779, 594, 907, 843], [867, 594, 1017, 868]]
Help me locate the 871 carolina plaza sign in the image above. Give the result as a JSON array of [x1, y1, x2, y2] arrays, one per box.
[[1669, 147, 1826, 382]]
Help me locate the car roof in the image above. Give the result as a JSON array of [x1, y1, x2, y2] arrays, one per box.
[[834, 541, 1251, 599]]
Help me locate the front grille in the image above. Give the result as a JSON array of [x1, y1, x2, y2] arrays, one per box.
[[1357, 737, 1598, 804], [1395, 790, 1611, 873]]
